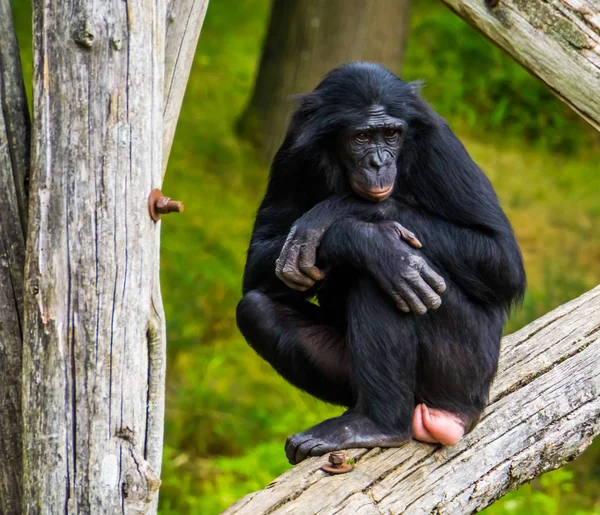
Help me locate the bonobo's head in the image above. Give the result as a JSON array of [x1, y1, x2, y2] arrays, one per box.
[[286, 62, 431, 203], [338, 105, 406, 202]]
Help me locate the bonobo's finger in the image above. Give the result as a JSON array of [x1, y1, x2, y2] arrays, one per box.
[[397, 282, 428, 315], [277, 274, 314, 291], [275, 238, 293, 279], [396, 297, 411, 313], [276, 226, 303, 279], [275, 267, 309, 290], [410, 275, 442, 310], [392, 222, 422, 249], [276, 237, 316, 289], [278, 264, 316, 290], [380, 283, 411, 313], [299, 263, 326, 281], [276, 253, 315, 291], [298, 244, 326, 281], [420, 265, 447, 294]]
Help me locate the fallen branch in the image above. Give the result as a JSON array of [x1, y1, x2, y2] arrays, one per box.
[[224, 286, 600, 514]]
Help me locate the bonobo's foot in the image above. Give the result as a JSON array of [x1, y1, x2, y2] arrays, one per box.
[[412, 404, 467, 446], [285, 412, 410, 464]]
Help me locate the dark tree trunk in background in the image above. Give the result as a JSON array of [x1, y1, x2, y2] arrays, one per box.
[[239, 0, 413, 162]]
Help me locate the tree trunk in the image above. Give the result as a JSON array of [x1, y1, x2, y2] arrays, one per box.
[[0, 1, 210, 513], [439, 0, 600, 133], [224, 285, 600, 515], [21, 1, 166, 512], [0, 1, 30, 513], [239, 0, 413, 162]]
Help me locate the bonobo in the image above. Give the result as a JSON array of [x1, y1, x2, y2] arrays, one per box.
[[236, 62, 526, 464]]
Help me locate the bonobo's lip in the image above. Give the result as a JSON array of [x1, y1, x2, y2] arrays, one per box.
[[351, 182, 394, 202]]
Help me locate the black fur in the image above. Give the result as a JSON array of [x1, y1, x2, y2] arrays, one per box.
[[237, 62, 526, 459]]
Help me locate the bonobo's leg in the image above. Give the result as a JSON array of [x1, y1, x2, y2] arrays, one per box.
[[236, 290, 354, 406], [411, 286, 504, 445], [285, 275, 416, 464]]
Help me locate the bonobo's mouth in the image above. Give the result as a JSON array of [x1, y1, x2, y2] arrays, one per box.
[[351, 182, 393, 202]]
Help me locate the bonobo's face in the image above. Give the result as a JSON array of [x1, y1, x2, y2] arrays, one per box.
[[340, 105, 406, 202]]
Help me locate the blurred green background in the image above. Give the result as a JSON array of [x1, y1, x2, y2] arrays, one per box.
[[10, 0, 600, 513]]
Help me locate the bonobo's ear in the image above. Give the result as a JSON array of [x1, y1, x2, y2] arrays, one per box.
[[408, 80, 425, 97], [288, 92, 324, 151], [291, 92, 323, 114]]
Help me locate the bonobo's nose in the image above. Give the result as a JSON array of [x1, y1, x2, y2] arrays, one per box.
[[368, 150, 388, 171]]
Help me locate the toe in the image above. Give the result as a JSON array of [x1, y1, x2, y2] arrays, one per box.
[[412, 404, 438, 444], [295, 439, 320, 464], [421, 404, 466, 446], [308, 443, 330, 458], [285, 434, 305, 464]]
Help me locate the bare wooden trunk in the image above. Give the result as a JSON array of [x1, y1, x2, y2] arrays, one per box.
[[21, 1, 166, 512], [239, 0, 413, 162], [0, 1, 30, 513], [439, 0, 600, 133], [0, 0, 208, 512], [224, 286, 600, 515]]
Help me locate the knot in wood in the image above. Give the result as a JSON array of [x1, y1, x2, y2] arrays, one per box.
[[73, 26, 95, 48]]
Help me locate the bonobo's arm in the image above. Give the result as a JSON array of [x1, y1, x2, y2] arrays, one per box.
[[316, 219, 446, 314], [242, 199, 307, 298], [243, 195, 391, 297], [275, 196, 421, 291], [391, 205, 526, 307]]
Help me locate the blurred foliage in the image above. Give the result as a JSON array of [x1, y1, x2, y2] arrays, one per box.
[[401, 0, 600, 154], [8, 0, 600, 513]]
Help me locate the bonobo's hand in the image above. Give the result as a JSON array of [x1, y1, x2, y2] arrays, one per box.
[[275, 224, 327, 291], [276, 219, 423, 292], [368, 222, 446, 314]]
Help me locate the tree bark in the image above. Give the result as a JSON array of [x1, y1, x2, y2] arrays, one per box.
[[224, 285, 600, 515], [239, 0, 413, 162], [21, 1, 167, 513], [0, 0, 206, 513], [439, 0, 600, 133], [0, 1, 30, 513]]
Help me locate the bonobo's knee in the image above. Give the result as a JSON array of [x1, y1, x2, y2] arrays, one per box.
[[236, 290, 266, 331], [236, 290, 279, 355]]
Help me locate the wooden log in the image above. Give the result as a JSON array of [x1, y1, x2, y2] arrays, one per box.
[[224, 285, 600, 515], [21, 1, 166, 512], [0, 1, 30, 512], [438, 0, 600, 132]]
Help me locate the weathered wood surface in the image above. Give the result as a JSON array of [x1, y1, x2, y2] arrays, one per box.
[[22, 1, 167, 512], [439, 0, 600, 132], [224, 286, 600, 515], [0, 0, 31, 230], [0, 1, 30, 513], [163, 0, 209, 175]]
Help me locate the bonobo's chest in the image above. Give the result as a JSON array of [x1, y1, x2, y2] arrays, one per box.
[[363, 198, 411, 223]]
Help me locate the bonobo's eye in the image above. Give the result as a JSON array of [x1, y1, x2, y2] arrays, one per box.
[[354, 133, 369, 144], [384, 128, 401, 142]]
